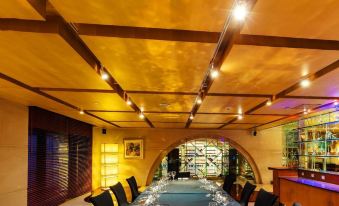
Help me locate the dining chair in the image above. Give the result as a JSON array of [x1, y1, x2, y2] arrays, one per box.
[[110, 182, 129, 206], [90, 190, 114, 206], [239, 182, 256, 206], [223, 174, 236, 193], [254, 189, 278, 206], [126, 176, 140, 201]]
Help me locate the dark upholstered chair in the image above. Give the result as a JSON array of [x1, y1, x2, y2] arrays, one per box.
[[239, 182, 256, 206], [126, 176, 140, 202], [254, 189, 278, 206], [110, 182, 129, 206], [90, 190, 114, 206], [223, 174, 236, 193]]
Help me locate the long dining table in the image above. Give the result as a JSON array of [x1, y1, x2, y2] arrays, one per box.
[[131, 179, 240, 206]]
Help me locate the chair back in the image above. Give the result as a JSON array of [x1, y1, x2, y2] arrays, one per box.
[[126, 176, 140, 201], [239, 182, 256, 206], [90, 190, 114, 206], [254, 189, 278, 206], [223, 174, 236, 193], [110, 182, 129, 206]]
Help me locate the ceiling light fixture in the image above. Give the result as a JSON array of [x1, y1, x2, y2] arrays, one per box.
[[101, 71, 109, 80], [139, 113, 145, 119], [211, 69, 219, 79], [126, 99, 132, 106], [233, 1, 248, 21], [196, 96, 202, 104], [303, 107, 308, 115], [140, 106, 144, 112], [300, 79, 311, 88], [334, 100, 338, 106], [79, 110, 84, 115], [189, 114, 194, 120], [238, 114, 243, 120], [266, 99, 272, 106]]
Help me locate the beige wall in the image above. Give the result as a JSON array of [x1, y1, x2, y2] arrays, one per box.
[[0, 99, 28, 206], [92, 126, 283, 190]]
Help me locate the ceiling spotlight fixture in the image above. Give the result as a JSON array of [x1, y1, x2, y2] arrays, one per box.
[[189, 114, 194, 120], [211, 69, 219, 79], [334, 100, 338, 106], [196, 96, 202, 104], [303, 107, 308, 115], [238, 114, 243, 120], [126, 99, 132, 106], [101, 71, 109, 80], [266, 99, 272, 106], [233, 1, 248, 21], [300, 79, 311, 88], [139, 113, 145, 119], [140, 106, 144, 112], [79, 110, 84, 115]]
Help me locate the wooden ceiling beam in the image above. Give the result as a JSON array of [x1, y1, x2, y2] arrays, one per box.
[[37, 87, 116, 93], [235, 34, 339, 50], [0, 72, 119, 127], [27, 0, 47, 19], [185, 0, 258, 128], [0, 18, 59, 33], [57, 18, 155, 128], [282, 95, 339, 100], [218, 60, 339, 129], [76, 23, 220, 43]]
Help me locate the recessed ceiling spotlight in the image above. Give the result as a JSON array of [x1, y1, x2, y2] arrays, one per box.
[[233, 2, 248, 21], [334, 100, 338, 106], [196, 97, 202, 104], [303, 107, 308, 115], [101, 72, 109, 80], [140, 106, 144, 112], [139, 113, 145, 119], [189, 114, 194, 120], [300, 79, 311, 88], [79, 110, 84, 115], [126, 99, 132, 106], [266, 99, 272, 106], [211, 69, 219, 79], [238, 114, 243, 120]]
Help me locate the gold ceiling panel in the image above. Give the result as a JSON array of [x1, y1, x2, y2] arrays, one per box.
[[45, 91, 133, 111], [146, 113, 189, 122], [50, 0, 232, 31], [210, 45, 339, 94], [0, 79, 112, 128], [80, 36, 215, 92], [0, 0, 44, 20], [233, 115, 286, 124], [89, 112, 141, 122], [153, 122, 186, 128], [289, 69, 339, 97], [222, 124, 257, 130], [114, 121, 149, 128], [253, 99, 333, 115], [199, 96, 266, 113], [242, 0, 339, 40], [193, 114, 234, 123], [0, 31, 110, 89], [129, 94, 195, 112], [191, 123, 223, 129]]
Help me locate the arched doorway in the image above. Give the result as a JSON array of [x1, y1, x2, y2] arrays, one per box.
[[146, 135, 262, 184]]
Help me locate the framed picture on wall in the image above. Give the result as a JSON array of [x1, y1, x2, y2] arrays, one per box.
[[124, 138, 144, 159]]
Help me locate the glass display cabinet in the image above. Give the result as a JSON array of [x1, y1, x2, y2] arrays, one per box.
[[297, 111, 339, 173]]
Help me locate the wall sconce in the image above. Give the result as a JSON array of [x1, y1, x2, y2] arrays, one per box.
[[101, 143, 118, 189]]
